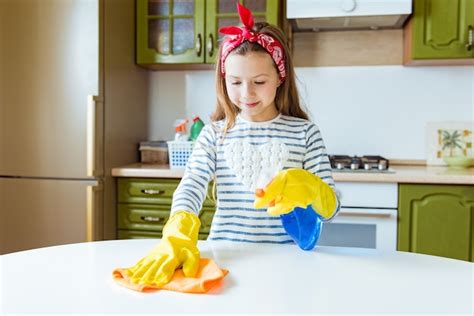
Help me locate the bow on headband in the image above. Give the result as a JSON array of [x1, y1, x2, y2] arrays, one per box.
[[219, 3, 286, 82]]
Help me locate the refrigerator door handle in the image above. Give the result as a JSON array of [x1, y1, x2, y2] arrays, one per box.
[[87, 182, 104, 242], [87, 95, 104, 177]]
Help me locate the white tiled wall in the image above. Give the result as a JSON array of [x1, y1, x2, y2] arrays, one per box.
[[148, 66, 474, 160]]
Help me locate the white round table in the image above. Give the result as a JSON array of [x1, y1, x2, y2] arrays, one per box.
[[1, 239, 472, 315]]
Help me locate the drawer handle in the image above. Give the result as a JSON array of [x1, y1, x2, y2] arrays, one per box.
[[141, 189, 165, 195], [141, 216, 165, 223], [338, 211, 392, 218]]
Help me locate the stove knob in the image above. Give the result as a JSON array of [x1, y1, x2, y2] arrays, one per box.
[[364, 163, 371, 170], [336, 162, 344, 170], [378, 161, 387, 170], [350, 162, 359, 170]]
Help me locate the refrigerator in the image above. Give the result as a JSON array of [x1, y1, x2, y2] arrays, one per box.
[[0, 0, 149, 254]]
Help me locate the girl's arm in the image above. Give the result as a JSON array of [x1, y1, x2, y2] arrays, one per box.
[[254, 122, 341, 220], [114, 125, 217, 288], [171, 124, 217, 216]]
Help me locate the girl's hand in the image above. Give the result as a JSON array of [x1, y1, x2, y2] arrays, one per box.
[[254, 168, 337, 219], [120, 211, 201, 286]]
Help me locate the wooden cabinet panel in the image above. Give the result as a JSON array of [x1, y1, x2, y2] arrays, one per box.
[[413, 0, 473, 59], [398, 184, 474, 262], [404, 0, 474, 64]]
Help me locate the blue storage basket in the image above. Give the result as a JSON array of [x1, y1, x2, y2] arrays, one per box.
[[167, 141, 194, 169]]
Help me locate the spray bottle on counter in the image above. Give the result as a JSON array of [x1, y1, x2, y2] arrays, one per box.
[[173, 119, 188, 141], [189, 116, 204, 141]]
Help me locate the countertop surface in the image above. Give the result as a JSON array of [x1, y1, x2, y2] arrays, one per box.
[[112, 163, 474, 184], [2, 240, 473, 315]]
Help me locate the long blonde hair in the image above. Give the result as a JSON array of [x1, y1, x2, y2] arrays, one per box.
[[211, 22, 308, 134]]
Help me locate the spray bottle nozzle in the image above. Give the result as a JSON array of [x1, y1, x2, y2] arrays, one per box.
[[173, 119, 188, 141]]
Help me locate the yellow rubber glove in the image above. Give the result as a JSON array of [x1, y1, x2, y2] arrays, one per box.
[[122, 211, 201, 287], [254, 168, 337, 219]]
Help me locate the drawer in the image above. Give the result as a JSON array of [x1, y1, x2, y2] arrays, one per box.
[[118, 178, 216, 207], [118, 178, 179, 204], [119, 203, 215, 234], [198, 233, 209, 240], [118, 203, 170, 232], [199, 207, 215, 233], [118, 229, 210, 240], [335, 182, 398, 208], [118, 230, 161, 239]]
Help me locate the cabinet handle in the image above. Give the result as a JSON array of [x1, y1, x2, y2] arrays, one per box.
[[141, 189, 165, 195], [86, 95, 104, 177], [86, 182, 103, 242], [141, 216, 165, 223], [466, 25, 473, 51], [196, 33, 202, 57], [207, 33, 214, 57]]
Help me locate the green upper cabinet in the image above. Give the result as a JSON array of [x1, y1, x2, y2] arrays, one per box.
[[398, 184, 474, 262], [137, 0, 206, 64], [406, 0, 474, 61], [137, 0, 280, 66], [206, 0, 280, 64]]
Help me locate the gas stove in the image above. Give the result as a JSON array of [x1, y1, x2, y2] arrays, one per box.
[[329, 155, 395, 173]]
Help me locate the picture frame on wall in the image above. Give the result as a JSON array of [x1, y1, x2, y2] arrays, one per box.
[[426, 121, 474, 166]]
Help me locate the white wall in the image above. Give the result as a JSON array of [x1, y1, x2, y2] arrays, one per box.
[[148, 66, 474, 160], [148, 72, 187, 140]]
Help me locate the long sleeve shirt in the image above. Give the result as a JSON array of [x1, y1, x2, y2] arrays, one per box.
[[171, 113, 340, 244]]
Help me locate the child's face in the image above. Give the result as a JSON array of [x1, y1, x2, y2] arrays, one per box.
[[224, 52, 280, 122]]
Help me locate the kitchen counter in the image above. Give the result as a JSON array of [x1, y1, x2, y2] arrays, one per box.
[[2, 240, 472, 314], [112, 163, 474, 184], [334, 165, 474, 184]]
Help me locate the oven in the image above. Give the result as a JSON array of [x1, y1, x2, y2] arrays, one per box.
[[318, 182, 398, 251]]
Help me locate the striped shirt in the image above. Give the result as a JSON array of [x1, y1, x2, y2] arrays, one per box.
[[171, 114, 340, 244]]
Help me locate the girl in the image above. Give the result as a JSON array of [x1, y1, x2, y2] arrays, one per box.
[[121, 3, 339, 287]]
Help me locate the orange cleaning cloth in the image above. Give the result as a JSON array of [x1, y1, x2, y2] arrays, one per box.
[[112, 258, 228, 293]]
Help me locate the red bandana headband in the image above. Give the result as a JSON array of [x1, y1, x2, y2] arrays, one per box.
[[219, 3, 286, 83]]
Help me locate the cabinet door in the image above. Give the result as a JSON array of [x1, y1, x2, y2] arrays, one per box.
[[398, 184, 474, 262], [411, 0, 474, 59], [137, 0, 205, 64], [205, 0, 280, 64]]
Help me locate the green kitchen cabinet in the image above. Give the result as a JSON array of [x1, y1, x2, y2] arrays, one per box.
[[405, 0, 474, 63], [398, 184, 474, 262], [117, 178, 215, 240], [136, 0, 280, 66]]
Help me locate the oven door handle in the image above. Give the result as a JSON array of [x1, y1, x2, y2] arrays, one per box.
[[337, 210, 394, 218]]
